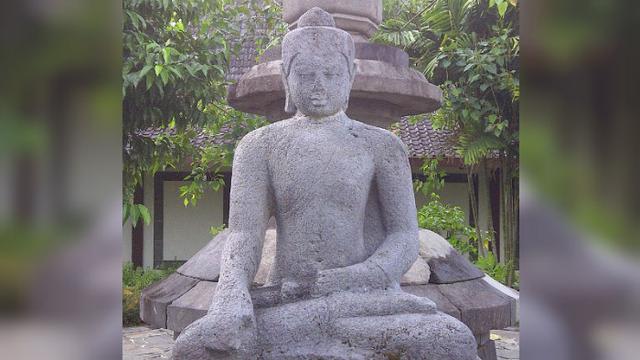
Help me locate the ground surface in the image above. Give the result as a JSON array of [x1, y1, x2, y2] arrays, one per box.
[[123, 325, 520, 359]]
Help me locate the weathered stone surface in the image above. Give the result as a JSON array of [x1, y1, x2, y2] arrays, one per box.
[[167, 281, 216, 334], [283, 0, 382, 39], [140, 273, 199, 329], [418, 229, 485, 284], [253, 229, 276, 286], [477, 339, 498, 360], [173, 7, 476, 359], [259, 42, 409, 67], [175, 232, 228, 281], [401, 256, 430, 285], [483, 275, 519, 326], [229, 59, 442, 128], [123, 326, 520, 360], [403, 284, 461, 319], [438, 278, 512, 335]]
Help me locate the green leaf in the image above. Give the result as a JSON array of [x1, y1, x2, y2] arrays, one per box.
[[498, 2, 509, 17], [154, 64, 164, 76], [162, 47, 171, 64], [140, 64, 153, 77], [145, 72, 154, 90], [137, 204, 151, 225], [160, 69, 169, 85]]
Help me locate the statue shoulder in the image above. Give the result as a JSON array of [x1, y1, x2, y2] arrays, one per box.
[[235, 119, 296, 155], [352, 121, 409, 158]]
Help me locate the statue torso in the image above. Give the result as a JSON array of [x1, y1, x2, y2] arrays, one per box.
[[263, 116, 380, 284]]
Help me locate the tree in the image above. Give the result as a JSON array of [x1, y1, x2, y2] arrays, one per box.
[[122, 0, 282, 225], [375, 0, 519, 285]]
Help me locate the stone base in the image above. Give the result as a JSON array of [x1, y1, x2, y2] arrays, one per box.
[[140, 230, 517, 358], [174, 307, 478, 360]]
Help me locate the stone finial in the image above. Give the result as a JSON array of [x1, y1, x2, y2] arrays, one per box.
[[297, 6, 336, 27]]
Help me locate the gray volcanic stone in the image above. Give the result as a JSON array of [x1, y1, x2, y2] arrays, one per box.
[[173, 7, 476, 359], [167, 281, 216, 334], [418, 230, 485, 284], [175, 231, 229, 281], [438, 278, 512, 336], [140, 273, 198, 329], [403, 284, 461, 319]]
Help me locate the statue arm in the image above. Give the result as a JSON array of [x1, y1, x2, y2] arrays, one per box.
[[365, 133, 420, 287], [314, 133, 419, 295], [210, 130, 274, 311]]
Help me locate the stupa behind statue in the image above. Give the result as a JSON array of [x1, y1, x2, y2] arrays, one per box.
[[172, 8, 478, 359]]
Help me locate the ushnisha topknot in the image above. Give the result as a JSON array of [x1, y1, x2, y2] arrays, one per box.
[[297, 6, 336, 27], [281, 7, 355, 77]]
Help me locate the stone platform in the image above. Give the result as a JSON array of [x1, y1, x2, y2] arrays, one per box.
[[123, 326, 520, 360], [140, 229, 518, 360]]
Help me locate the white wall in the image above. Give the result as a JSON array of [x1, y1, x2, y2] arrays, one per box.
[[162, 181, 224, 261]]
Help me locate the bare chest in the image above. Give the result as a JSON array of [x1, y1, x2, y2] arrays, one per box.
[[269, 127, 374, 214]]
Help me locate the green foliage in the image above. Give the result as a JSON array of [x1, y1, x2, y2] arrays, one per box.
[[417, 193, 482, 257], [378, 0, 520, 284], [122, 262, 177, 326], [209, 224, 227, 237], [475, 252, 519, 289], [413, 157, 446, 197], [122, 0, 277, 221], [429, 24, 519, 165]]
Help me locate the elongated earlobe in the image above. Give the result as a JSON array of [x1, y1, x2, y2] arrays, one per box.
[[281, 64, 296, 114], [342, 62, 357, 111]]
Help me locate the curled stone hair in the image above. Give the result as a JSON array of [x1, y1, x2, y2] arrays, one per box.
[[281, 7, 356, 114]]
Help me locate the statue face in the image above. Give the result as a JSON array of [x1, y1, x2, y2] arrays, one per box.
[[286, 53, 354, 118]]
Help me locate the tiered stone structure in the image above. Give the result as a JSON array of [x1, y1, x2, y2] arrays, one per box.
[[228, 0, 441, 128]]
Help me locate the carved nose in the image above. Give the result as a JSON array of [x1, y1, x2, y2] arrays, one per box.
[[312, 76, 325, 91]]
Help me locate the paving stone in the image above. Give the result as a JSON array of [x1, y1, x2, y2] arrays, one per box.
[[123, 326, 520, 359]]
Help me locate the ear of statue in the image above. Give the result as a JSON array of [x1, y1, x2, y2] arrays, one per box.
[[343, 61, 357, 111], [281, 62, 296, 114], [349, 61, 357, 85]]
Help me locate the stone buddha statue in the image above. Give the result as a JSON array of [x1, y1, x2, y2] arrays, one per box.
[[174, 8, 477, 360]]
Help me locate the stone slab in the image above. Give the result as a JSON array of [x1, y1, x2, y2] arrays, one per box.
[[478, 339, 498, 360], [140, 273, 199, 329], [438, 278, 512, 335], [228, 59, 441, 127], [167, 281, 217, 333], [260, 42, 409, 67], [175, 231, 228, 281], [428, 252, 485, 284], [482, 275, 519, 326], [418, 229, 485, 284], [402, 284, 460, 319]]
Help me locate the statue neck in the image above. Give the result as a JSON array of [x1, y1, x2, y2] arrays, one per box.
[[297, 111, 348, 125]]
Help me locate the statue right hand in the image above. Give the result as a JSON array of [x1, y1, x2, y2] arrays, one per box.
[[202, 291, 257, 354]]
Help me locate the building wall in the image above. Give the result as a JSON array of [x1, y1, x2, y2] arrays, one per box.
[[162, 181, 224, 262]]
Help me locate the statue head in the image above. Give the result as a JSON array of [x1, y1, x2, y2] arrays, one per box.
[[281, 7, 356, 118]]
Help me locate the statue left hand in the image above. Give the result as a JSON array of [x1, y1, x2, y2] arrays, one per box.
[[313, 262, 386, 296]]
